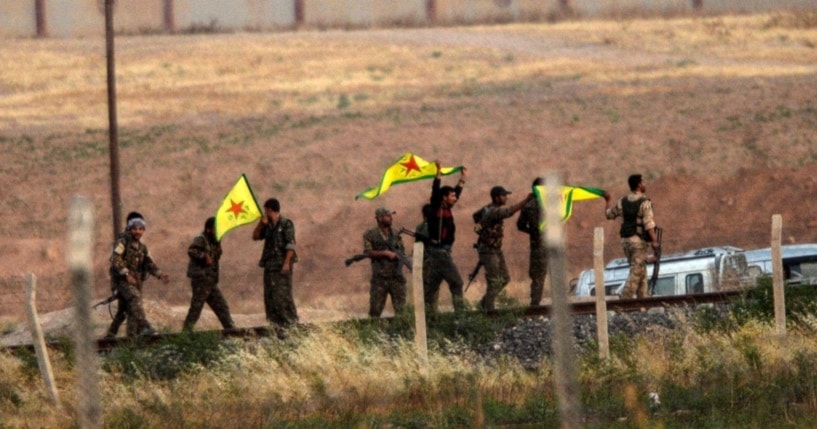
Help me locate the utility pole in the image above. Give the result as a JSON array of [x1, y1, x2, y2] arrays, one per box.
[[105, 0, 122, 238], [35, 0, 48, 37], [163, 0, 175, 33]]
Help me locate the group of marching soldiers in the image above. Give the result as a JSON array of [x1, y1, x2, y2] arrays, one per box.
[[361, 162, 540, 318], [361, 165, 658, 318], [106, 197, 298, 338], [105, 167, 656, 337]]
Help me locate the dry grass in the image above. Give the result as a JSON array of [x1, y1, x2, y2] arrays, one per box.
[[3, 316, 817, 426], [2, 14, 815, 131]]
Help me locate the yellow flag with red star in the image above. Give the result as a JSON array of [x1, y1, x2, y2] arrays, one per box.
[[215, 174, 262, 241], [355, 152, 462, 200]]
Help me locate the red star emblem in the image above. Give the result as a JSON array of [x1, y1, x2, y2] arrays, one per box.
[[227, 199, 246, 217], [400, 155, 422, 176]]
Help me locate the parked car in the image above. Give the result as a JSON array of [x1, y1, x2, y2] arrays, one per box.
[[573, 245, 750, 297], [742, 244, 817, 285]]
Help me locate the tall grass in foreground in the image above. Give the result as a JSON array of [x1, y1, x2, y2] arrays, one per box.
[[3, 294, 817, 427]]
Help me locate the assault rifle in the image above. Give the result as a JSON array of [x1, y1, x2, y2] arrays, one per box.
[[648, 226, 663, 295], [464, 260, 483, 293], [93, 293, 118, 309], [344, 239, 413, 273], [397, 227, 432, 246]]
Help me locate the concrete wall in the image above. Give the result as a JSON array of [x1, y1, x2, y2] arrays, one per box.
[[0, 0, 814, 38], [303, 0, 426, 28], [41, 0, 164, 37], [175, 0, 295, 31], [574, 0, 692, 17], [0, 0, 36, 37]]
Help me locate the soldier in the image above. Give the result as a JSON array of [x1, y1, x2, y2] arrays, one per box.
[[425, 162, 468, 312], [183, 217, 235, 331], [364, 207, 407, 318], [105, 211, 143, 338], [474, 185, 535, 311], [516, 177, 547, 306], [252, 198, 299, 327], [604, 174, 658, 298], [109, 214, 170, 336]]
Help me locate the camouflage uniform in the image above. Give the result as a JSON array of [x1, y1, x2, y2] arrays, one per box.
[[258, 216, 299, 326], [183, 233, 235, 331], [516, 198, 547, 306], [606, 192, 656, 298], [475, 203, 517, 311], [109, 235, 164, 336], [364, 226, 407, 317], [105, 231, 132, 338]]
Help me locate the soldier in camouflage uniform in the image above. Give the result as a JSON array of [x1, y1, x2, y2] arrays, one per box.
[[604, 174, 658, 299], [183, 217, 235, 331], [516, 178, 547, 306], [105, 211, 143, 338], [425, 162, 468, 313], [474, 186, 534, 311], [253, 198, 299, 327], [109, 215, 170, 336], [364, 207, 407, 318]]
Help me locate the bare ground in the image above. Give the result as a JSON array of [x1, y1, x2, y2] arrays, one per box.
[[1, 16, 816, 343]]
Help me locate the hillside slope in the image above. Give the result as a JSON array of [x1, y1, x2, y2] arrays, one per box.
[[1, 15, 816, 329]]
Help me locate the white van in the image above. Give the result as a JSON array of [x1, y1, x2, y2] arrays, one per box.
[[742, 244, 817, 285], [573, 245, 749, 297]]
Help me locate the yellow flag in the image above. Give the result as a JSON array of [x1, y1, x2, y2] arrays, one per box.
[[355, 152, 462, 200], [215, 174, 262, 241], [533, 184, 605, 228]]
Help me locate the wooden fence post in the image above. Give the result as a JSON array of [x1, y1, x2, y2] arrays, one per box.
[[24, 273, 60, 407], [593, 227, 609, 360], [771, 214, 786, 337], [411, 242, 428, 374]]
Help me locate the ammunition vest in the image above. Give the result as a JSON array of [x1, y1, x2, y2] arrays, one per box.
[[619, 197, 651, 241]]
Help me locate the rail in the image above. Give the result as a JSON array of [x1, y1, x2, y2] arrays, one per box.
[[3, 290, 745, 354]]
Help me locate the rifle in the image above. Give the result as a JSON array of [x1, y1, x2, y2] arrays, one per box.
[[648, 226, 663, 295], [344, 244, 413, 272], [464, 260, 483, 293], [398, 227, 432, 245], [93, 293, 118, 309]]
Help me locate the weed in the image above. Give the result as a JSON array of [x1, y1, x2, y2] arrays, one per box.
[[103, 331, 234, 380], [336, 94, 351, 110], [675, 58, 696, 68], [181, 19, 224, 34], [427, 307, 522, 351], [732, 278, 817, 326], [605, 107, 621, 123], [763, 11, 817, 29]]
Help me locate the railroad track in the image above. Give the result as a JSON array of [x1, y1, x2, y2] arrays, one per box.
[[4, 290, 744, 354]]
